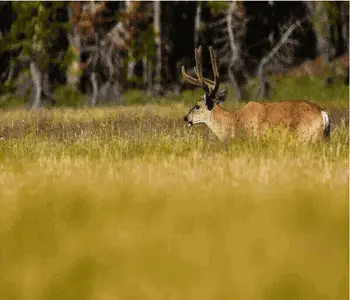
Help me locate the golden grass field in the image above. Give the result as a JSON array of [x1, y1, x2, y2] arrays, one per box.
[[0, 97, 349, 299]]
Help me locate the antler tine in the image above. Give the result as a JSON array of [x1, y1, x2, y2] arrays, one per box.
[[195, 46, 213, 94], [192, 46, 209, 94], [194, 67, 216, 88], [195, 46, 220, 92], [194, 46, 203, 82], [181, 45, 219, 94], [209, 46, 220, 94], [209, 46, 219, 78], [203, 77, 216, 88], [181, 66, 202, 87], [181, 47, 203, 87]]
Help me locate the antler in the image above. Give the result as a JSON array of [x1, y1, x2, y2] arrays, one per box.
[[181, 46, 220, 94], [208, 46, 220, 94]]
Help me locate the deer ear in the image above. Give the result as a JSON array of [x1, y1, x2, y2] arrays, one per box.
[[215, 86, 228, 103], [205, 95, 214, 110]]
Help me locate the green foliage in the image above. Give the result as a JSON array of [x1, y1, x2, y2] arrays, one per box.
[[127, 19, 156, 85], [269, 76, 348, 104], [0, 95, 25, 109], [228, 75, 349, 105], [322, 1, 341, 25], [54, 85, 84, 107], [0, 2, 73, 105], [309, 2, 342, 45], [124, 89, 151, 105], [206, 1, 230, 15], [249, 76, 348, 105], [3, 2, 71, 69], [198, 22, 206, 33], [137, 23, 156, 63], [1, 75, 348, 108], [60, 45, 79, 72]]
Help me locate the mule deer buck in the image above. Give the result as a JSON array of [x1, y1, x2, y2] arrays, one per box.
[[182, 46, 331, 142]]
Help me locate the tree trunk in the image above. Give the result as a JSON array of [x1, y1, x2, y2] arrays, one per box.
[[126, 1, 135, 84], [257, 70, 270, 99], [340, 2, 349, 54], [307, 2, 334, 64], [127, 50, 136, 83], [90, 72, 98, 106], [227, 67, 242, 101], [43, 72, 56, 106], [194, 2, 202, 47], [143, 56, 148, 88], [153, 1, 162, 94], [147, 61, 153, 94], [29, 60, 42, 109], [67, 5, 81, 86], [226, 1, 243, 102]]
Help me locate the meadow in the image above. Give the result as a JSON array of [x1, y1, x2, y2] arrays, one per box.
[[0, 78, 349, 300]]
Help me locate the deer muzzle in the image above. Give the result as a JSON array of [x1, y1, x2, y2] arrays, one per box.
[[183, 115, 193, 127]]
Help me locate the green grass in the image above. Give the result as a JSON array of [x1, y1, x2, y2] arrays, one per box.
[[0, 85, 349, 300], [269, 76, 349, 105]]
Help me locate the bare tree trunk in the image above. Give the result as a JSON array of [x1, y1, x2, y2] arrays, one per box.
[[127, 50, 135, 82], [153, 1, 162, 94], [42, 72, 56, 106], [257, 72, 270, 99], [116, 81, 124, 105], [226, 1, 243, 102], [307, 2, 341, 86], [227, 68, 242, 101], [340, 2, 349, 54], [67, 5, 81, 86], [90, 72, 98, 106], [194, 2, 202, 47], [29, 60, 42, 109], [147, 62, 153, 94], [307, 2, 334, 64], [126, 1, 135, 83], [69, 33, 81, 86], [143, 57, 148, 88]]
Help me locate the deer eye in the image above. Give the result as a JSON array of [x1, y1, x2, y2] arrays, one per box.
[[195, 104, 200, 109]]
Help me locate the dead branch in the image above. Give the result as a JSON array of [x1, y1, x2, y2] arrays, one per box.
[[256, 19, 303, 98], [257, 22, 299, 75]]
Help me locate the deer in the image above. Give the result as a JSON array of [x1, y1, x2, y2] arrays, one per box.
[[182, 46, 331, 142]]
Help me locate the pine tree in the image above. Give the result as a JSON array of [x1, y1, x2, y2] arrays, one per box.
[[1, 2, 71, 108]]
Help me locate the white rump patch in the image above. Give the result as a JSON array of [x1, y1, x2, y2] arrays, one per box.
[[321, 111, 329, 130]]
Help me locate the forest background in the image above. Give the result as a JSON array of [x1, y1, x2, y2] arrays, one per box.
[[0, 1, 348, 107]]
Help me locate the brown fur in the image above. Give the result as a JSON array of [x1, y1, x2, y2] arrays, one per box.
[[187, 99, 329, 142]]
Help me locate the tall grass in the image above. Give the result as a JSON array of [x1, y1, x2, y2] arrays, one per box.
[[0, 96, 348, 299]]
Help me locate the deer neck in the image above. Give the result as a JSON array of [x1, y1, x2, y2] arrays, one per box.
[[207, 104, 236, 140]]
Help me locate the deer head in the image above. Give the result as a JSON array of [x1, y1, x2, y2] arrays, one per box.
[[182, 46, 228, 127]]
